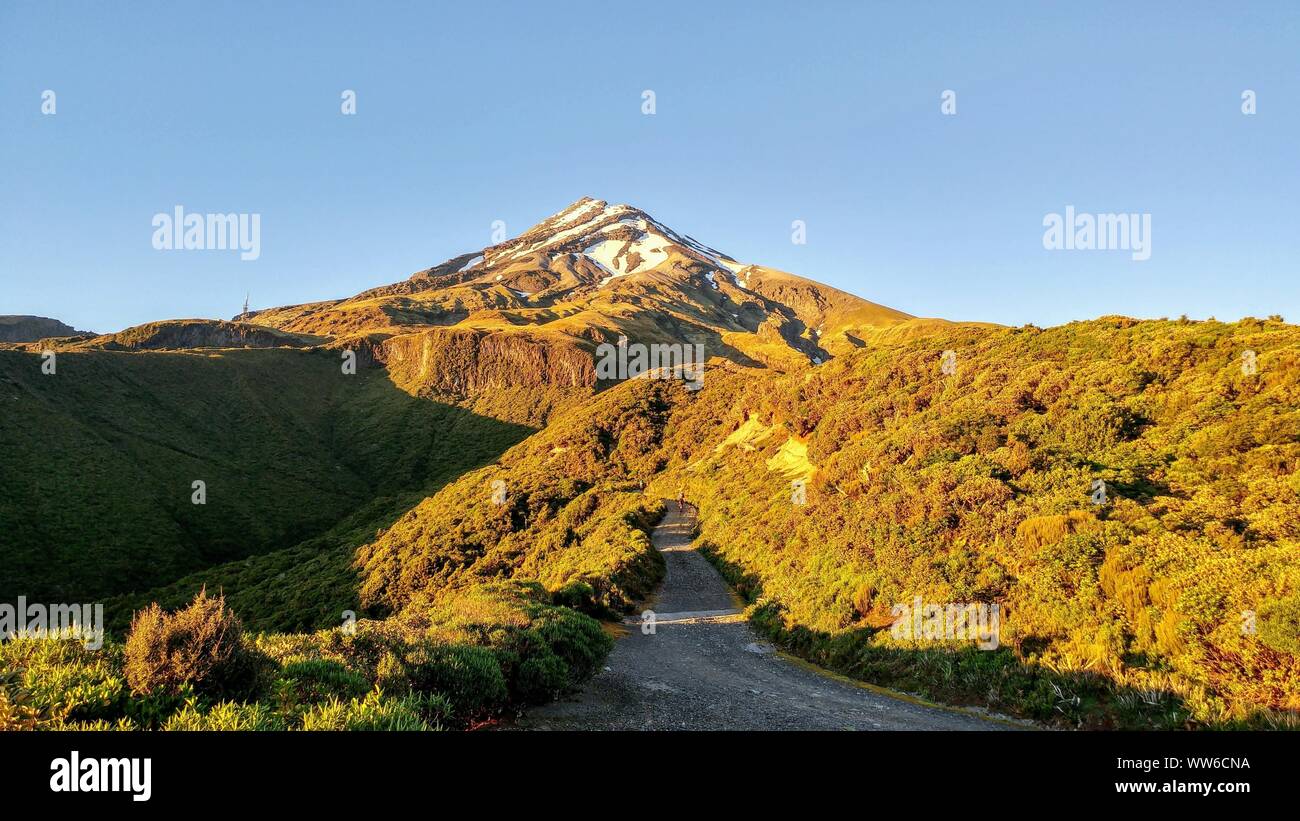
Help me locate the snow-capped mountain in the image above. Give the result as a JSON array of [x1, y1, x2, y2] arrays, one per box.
[[242, 197, 917, 382]]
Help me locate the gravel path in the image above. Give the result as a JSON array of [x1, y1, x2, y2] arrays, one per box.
[[519, 502, 1011, 730]]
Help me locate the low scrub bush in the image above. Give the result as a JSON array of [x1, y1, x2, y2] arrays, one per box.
[[514, 651, 570, 703], [532, 608, 611, 682], [276, 659, 372, 705], [163, 701, 286, 731], [123, 590, 269, 700], [298, 691, 449, 731]]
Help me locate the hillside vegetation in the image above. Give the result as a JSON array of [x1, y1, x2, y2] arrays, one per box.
[[0, 347, 532, 602], [0, 581, 614, 730], [143, 313, 1298, 728], [353, 379, 677, 617], [651, 316, 1300, 727], [101, 377, 670, 634], [2, 366, 675, 730]]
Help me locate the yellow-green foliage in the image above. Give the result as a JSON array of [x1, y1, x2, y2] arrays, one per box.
[[1017, 510, 1099, 552], [354, 380, 675, 615], [651, 317, 1300, 727], [124, 590, 269, 699], [2, 582, 611, 730], [0, 637, 128, 729], [296, 691, 445, 731], [1, 666, 57, 730]]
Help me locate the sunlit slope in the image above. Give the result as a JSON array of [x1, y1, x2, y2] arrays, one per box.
[[0, 315, 92, 343], [31, 309, 1297, 728], [352, 377, 683, 617], [105, 375, 685, 633], [649, 315, 1300, 726]]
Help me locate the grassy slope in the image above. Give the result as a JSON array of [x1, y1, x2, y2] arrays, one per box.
[[352, 378, 679, 618], [0, 347, 533, 603], [152, 376, 681, 632], [1, 377, 674, 731]]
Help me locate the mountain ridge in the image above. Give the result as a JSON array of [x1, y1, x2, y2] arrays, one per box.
[[8, 200, 947, 390], [237, 198, 925, 382], [0, 315, 93, 343]]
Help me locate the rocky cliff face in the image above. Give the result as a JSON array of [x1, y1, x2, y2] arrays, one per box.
[[76, 319, 312, 351], [377, 327, 598, 396], [0, 315, 91, 343]]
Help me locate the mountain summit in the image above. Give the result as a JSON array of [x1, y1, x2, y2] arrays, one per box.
[[240, 198, 918, 392], [482, 197, 746, 287]]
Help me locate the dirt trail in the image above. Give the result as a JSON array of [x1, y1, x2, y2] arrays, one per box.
[[519, 502, 1011, 730]]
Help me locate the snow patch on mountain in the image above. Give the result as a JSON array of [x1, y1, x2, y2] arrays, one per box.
[[476, 198, 764, 296], [554, 198, 603, 227], [506, 202, 637, 262], [584, 251, 622, 286], [585, 239, 625, 273], [586, 223, 672, 286]]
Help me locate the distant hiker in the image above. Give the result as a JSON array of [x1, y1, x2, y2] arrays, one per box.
[[677, 488, 686, 512]]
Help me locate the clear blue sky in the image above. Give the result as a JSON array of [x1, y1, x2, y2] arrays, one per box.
[[2, 1, 1297, 333]]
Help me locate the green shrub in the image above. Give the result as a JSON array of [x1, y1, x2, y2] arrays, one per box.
[[123, 684, 195, 729], [404, 644, 507, 719], [374, 650, 410, 694], [123, 590, 269, 700], [276, 659, 371, 705], [534, 609, 611, 682], [318, 623, 405, 680], [163, 701, 285, 731], [298, 691, 448, 731], [514, 651, 569, 703], [552, 580, 597, 612]]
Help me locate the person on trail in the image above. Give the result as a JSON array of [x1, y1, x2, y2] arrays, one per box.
[[677, 487, 686, 513]]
